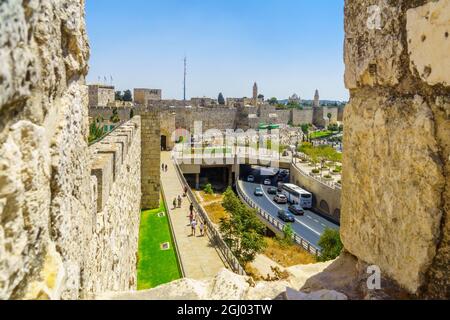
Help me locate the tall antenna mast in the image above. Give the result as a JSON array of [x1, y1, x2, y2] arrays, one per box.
[[183, 56, 187, 106]]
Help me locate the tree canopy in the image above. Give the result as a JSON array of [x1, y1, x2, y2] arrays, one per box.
[[218, 92, 225, 105], [318, 228, 343, 262], [220, 188, 267, 265]]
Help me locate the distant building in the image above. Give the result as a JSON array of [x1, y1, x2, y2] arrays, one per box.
[[190, 97, 218, 107], [313, 89, 320, 108], [88, 84, 115, 107], [289, 93, 301, 104], [253, 82, 258, 106], [134, 88, 162, 105]]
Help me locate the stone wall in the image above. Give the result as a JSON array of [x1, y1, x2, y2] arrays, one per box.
[[86, 117, 142, 295], [290, 163, 342, 222], [141, 112, 161, 209], [88, 85, 115, 107], [0, 1, 147, 300], [341, 0, 449, 298]]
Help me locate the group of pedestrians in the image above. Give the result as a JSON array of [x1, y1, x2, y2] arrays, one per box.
[[161, 163, 168, 172], [173, 195, 183, 209], [189, 203, 206, 237]]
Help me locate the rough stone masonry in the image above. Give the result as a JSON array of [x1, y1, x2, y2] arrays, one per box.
[[0, 0, 449, 301]]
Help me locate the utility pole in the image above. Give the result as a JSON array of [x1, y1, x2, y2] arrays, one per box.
[[183, 56, 187, 106]]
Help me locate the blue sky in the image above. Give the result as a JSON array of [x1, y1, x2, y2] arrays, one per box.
[[86, 0, 348, 101]]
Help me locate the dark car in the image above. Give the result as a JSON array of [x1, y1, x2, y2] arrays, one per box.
[[267, 187, 278, 195], [289, 204, 305, 216], [278, 210, 295, 223], [274, 194, 288, 204]]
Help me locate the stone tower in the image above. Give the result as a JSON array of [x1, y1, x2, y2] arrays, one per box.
[[313, 89, 320, 108], [312, 89, 326, 128], [253, 82, 258, 106]]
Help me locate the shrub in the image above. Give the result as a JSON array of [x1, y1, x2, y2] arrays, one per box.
[[318, 228, 343, 262], [312, 169, 320, 174], [203, 184, 214, 195], [324, 175, 332, 179]]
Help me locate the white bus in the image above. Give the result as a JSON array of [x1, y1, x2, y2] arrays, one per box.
[[280, 183, 313, 209]]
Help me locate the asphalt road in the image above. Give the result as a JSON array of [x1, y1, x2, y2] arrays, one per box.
[[240, 180, 339, 249]]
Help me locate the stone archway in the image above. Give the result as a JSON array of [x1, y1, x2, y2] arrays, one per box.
[[320, 200, 330, 214]]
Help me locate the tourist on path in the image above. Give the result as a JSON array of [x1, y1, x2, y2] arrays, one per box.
[[189, 212, 194, 225], [189, 203, 194, 215], [177, 195, 182, 208], [173, 198, 177, 209], [162, 163, 165, 171], [199, 221, 205, 237], [191, 219, 197, 237]]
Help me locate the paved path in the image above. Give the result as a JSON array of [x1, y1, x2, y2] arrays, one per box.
[[160, 151, 226, 280]]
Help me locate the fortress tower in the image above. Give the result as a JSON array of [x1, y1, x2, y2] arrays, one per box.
[[312, 89, 326, 128], [253, 82, 258, 106], [313, 89, 320, 108]]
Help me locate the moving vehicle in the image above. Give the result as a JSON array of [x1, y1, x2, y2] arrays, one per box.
[[280, 184, 313, 209], [263, 179, 272, 186], [274, 194, 288, 204], [278, 210, 295, 223], [267, 187, 278, 195], [247, 175, 255, 182], [254, 187, 263, 197], [289, 204, 305, 216]]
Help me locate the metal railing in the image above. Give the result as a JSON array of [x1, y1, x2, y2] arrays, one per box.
[[236, 181, 321, 257], [172, 156, 246, 276]]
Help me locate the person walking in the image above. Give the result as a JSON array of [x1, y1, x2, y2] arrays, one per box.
[[165, 164, 168, 172], [199, 221, 205, 237], [177, 195, 182, 208], [189, 211, 194, 225], [191, 218, 197, 237], [162, 163, 165, 171], [189, 203, 194, 215], [173, 198, 177, 210]]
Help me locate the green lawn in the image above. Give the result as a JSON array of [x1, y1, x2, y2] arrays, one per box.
[[137, 199, 182, 290], [310, 130, 335, 140]]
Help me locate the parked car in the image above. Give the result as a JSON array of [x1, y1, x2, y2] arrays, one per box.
[[254, 187, 263, 197], [263, 179, 272, 186], [247, 175, 255, 182], [267, 187, 278, 195], [278, 210, 295, 223], [274, 194, 288, 204], [289, 204, 305, 216], [279, 170, 289, 177]]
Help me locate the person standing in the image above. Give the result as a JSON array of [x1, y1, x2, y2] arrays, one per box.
[[173, 198, 177, 209], [189, 203, 194, 215], [191, 219, 197, 237], [177, 195, 182, 208], [199, 221, 205, 237]]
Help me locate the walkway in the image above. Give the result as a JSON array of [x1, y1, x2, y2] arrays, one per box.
[[160, 151, 226, 280]]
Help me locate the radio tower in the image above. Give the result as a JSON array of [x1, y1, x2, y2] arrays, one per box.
[[183, 56, 187, 106]]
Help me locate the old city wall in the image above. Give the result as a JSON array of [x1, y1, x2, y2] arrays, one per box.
[[290, 164, 342, 222], [0, 0, 147, 300], [342, 0, 449, 298], [86, 118, 142, 295]]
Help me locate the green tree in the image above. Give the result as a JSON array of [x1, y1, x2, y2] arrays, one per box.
[[204, 183, 214, 195], [280, 224, 294, 247], [327, 113, 333, 122], [218, 92, 225, 105], [220, 188, 266, 265], [318, 228, 343, 262], [338, 124, 344, 133], [268, 97, 278, 105], [301, 124, 310, 136], [110, 108, 121, 123], [88, 117, 105, 144], [257, 94, 265, 101], [115, 91, 123, 101], [122, 90, 132, 102]]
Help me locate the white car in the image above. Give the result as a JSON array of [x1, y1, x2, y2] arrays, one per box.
[[247, 175, 255, 182], [263, 179, 272, 186]]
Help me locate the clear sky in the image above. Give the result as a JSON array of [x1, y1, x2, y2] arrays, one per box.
[[86, 0, 348, 101]]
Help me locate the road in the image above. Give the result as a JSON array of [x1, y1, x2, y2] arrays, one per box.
[[240, 180, 339, 249]]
